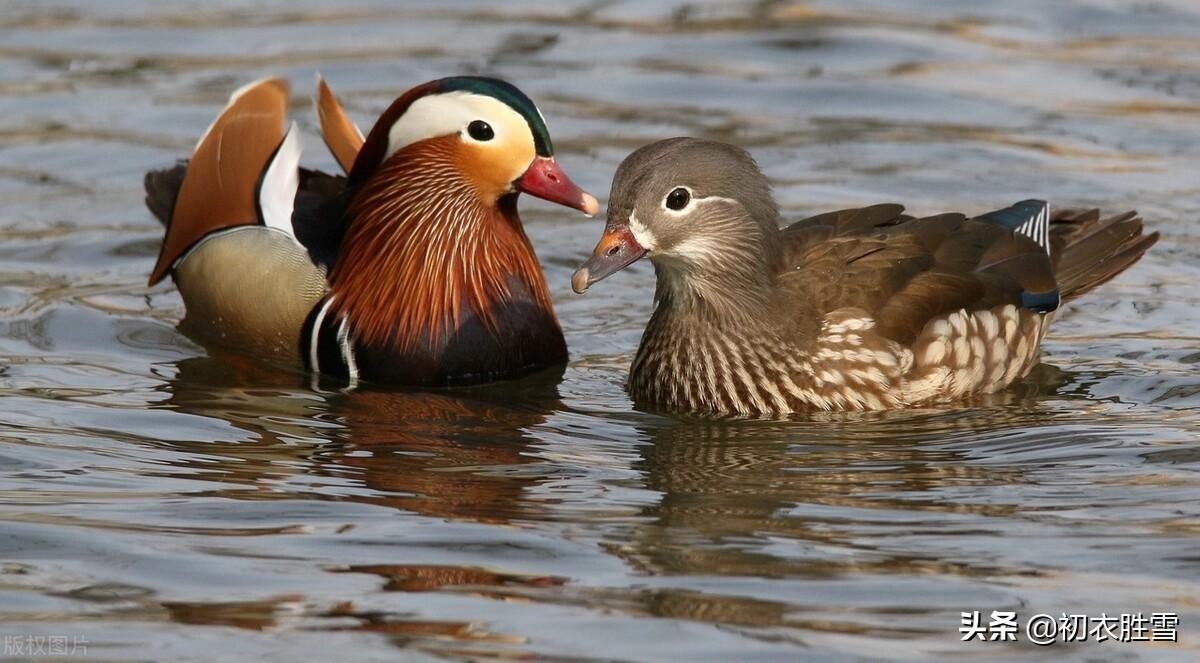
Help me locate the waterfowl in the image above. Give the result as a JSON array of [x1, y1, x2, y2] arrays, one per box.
[[145, 76, 597, 386], [573, 138, 1158, 415]]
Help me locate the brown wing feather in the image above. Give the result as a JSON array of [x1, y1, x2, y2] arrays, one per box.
[[777, 203, 1156, 349], [777, 207, 1058, 346], [1048, 208, 1159, 302], [782, 203, 910, 252], [148, 78, 290, 285], [144, 163, 186, 227], [317, 76, 363, 175]]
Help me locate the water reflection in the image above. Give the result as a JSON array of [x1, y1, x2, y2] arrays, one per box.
[[624, 411, 1029, 577], [157, 349, 567, 524], [317, 379, 564, 523]]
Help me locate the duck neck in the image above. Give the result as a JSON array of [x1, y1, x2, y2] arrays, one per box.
[[328, 137, 555, 352], [651, 225, 781, 327]]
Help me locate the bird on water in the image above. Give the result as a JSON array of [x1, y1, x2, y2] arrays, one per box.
[[145, 76, 597, 387], [573, 137, 1158, 416]]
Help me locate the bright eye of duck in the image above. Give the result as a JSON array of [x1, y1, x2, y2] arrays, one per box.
[[665, 187, 691, 211], [467, 120, 494, 141]]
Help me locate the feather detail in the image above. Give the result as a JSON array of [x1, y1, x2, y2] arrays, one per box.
[[256, 121, 303, 242], [1014, 201, 1050, 254], [149, 77, 289, 285], [327, 135, 554, 353], [977, 199, 1051, 254], [316, 74, 363, 175]]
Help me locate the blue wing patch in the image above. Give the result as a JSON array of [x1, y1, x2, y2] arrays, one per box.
[[977, 199, 1051, 255], [976, 199, 1059, 313], [1021, 289, 1060, 313]]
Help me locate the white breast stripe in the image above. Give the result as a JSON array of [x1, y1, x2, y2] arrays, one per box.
[[309, 297, 335, 374], [337, 316, 359, 388], [259, 121, 303, 243]]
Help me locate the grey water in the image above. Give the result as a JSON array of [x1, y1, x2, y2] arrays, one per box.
[[1, 1, 1199, 660]]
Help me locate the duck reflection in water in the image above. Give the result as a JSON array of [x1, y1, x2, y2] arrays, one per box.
[[148, 351, 573, 646], [149, 348, 1073, 643], [597, 387, 1070, 636], [155, 347, 566, 525]]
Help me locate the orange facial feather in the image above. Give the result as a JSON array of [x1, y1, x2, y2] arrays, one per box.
[[328, 136, 555, 352]]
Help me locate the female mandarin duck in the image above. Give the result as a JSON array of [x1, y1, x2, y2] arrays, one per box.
[[573, 138, 1158, 415], [144, 76, 597, 386]]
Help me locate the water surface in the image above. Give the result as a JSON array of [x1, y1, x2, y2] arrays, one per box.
[[1, 1, 1199, 660]]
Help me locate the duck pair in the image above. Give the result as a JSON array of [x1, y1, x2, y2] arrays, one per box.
[[146, 77, 1158, 416]]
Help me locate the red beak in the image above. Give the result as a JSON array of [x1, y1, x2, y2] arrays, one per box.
[[516, 156, 599, 216]]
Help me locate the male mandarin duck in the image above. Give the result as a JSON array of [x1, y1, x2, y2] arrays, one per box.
[[144, 76, 597, 386], [573, 138, 1158, 415]]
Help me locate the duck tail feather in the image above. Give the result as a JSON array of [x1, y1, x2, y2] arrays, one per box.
[[1050, 208, 1159, 303], [147, 77, 291, 285]]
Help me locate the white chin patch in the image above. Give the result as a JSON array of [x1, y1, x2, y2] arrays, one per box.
[[628, 212, 657, 251]]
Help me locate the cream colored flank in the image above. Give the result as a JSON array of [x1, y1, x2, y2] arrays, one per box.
[[176, 227, 327, 362], [630, 304, 1048, 416]]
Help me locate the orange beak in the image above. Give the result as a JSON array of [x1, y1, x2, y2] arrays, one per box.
[[516, 156, 599, 216], [572, 225, 647, 294]]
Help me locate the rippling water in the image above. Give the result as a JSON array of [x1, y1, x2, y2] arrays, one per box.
[[2, 1, 1199, 660]]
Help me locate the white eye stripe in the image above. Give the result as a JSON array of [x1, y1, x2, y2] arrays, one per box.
[[661, 189, 738, 214], [384, 91, 528, 160], [695, 195, 739, 206]]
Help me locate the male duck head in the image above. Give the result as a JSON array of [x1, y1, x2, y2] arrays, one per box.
[[348, 76, 597, 215], [572, 137, 779, 304], [325, 76, 597, 375]]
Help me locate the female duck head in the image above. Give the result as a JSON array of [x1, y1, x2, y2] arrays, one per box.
[[350, 76, 597, 215], [573, 137, 780, 298]]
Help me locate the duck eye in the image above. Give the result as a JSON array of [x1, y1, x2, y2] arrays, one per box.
[[467, 120, 494, 141], [665, 187, 690, 211]]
